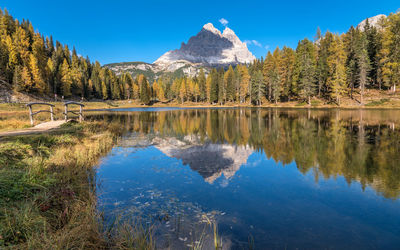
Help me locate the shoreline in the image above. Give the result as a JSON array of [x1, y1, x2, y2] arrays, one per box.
[[2, 101, 400, 115]]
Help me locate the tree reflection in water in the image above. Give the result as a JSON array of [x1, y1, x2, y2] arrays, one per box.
[[90, 108, 400, 199]]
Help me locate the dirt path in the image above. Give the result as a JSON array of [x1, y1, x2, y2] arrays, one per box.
[[0, 120, 67, 138]]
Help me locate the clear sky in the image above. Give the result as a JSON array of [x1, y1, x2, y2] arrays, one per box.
[[2, 0, 398, 65]]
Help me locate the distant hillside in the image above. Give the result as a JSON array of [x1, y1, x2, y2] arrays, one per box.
[[104, 61, 208, 83]]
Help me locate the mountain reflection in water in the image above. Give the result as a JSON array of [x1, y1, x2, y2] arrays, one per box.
[[94, 108, 400, 249]]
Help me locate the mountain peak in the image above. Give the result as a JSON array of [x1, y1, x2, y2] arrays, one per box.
[[154, 23, 255, 67], [222, 27, 235, 35], [357, 14, 386, 31], [202, 23, 221, 36]]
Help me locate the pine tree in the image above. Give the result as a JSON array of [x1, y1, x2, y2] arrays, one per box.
[[358, 32, 371, 105], [138, 74, 150, 104], [263, 48, 282, 103], [198, 68, 206, 101], [380, 12, 400, 92], [294, 38, 317, 104], [238, 65, 250, 103], [158, 81, 165, 101], [344, 26, 359, 98], [12, 26, 30, 65], [217, 67, 225, 104], [60, 58, 72, 97], [224, 65, 235, 102], [187, 78, 195, 101], [251, 70, 264, 105], [179, 78, 187, 103], [29, 53, 46, 93], [327, 34, 347, 105], [316, 31, 334, 97], [364, 18, 382, 88], [194, 83, 200, 102], [209, 68, 219, 103], [45, 57, 55, 94], [280, 47, 296, 101], [152, 80, 159, 101], [20, 65, 33, 91]]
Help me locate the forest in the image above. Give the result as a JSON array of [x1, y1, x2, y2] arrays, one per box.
[[0, 8, 399, 105]]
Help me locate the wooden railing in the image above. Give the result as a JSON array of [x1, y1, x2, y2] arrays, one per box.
[[26, 102, 55, 126], [63, 101, 85, 122]]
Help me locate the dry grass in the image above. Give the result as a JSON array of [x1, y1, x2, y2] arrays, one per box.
[[0, 120, 155, 249]]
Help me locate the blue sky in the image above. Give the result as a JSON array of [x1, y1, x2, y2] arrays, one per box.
[[2, 0, 398, 65]]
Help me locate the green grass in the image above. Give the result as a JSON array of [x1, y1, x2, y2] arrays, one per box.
[[311, 99, 322, 107], [365, 98, 390, 106], [295, 101, 307, 107]]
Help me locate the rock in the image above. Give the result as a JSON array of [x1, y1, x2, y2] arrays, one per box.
[[154, 23, 255, 67], [357, 14, 387, 31]]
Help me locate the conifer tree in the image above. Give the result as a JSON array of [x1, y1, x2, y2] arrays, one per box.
[[251, 70, 264, 105], [194, 83, 200, 102], [209, 68, 219, 104], [217, 67, 225, 104], [152, 80, 159, 100], [294, 38, 317, 104], [179, 78, 187, 103], [316, 31, 334, 97], [364, 18, 382, 88], [236, 65, 250, 103], [29, 53, 46, 93], [138, 74, 150, 104], [198, 68, 206, 101], [327, 34, 347, 105], [60, 58, 72, 97], [280, 46, 296, 101], [158, 82, 165, 101], [224, 65, 235, 102], [206, 73, 212, 103], [358, 33, 371, 104], [380, 12, 400, 92]]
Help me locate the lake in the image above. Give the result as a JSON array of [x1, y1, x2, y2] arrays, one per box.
[[93, 108, 400, 249]]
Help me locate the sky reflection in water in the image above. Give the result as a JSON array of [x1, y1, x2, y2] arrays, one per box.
[[95, 108, 400, 249]]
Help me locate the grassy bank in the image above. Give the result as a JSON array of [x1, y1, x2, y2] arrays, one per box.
[[0, 89, 399, 114], [0, 89, 399, 133], [0, 120, 153, 248]]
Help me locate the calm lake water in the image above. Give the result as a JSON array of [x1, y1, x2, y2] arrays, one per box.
[[93, 108, 400, 249]]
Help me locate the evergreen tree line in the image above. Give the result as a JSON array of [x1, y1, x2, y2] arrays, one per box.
[[1, 8, 399, 105], [153, 12, 399, 106], [0, 9, 135, 100]]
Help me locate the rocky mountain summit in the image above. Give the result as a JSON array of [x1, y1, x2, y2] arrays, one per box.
[[357, 14, 387, 31], [153, 135, 253, 184], [154, 23, 255, 67], [105, 23, 255, 81]]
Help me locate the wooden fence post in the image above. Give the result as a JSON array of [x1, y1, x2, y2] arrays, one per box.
[[50, 106, 54, 121], [28, 105, 34, 126], [64, 104, 68, 121], [79, 105, 83, 122]]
